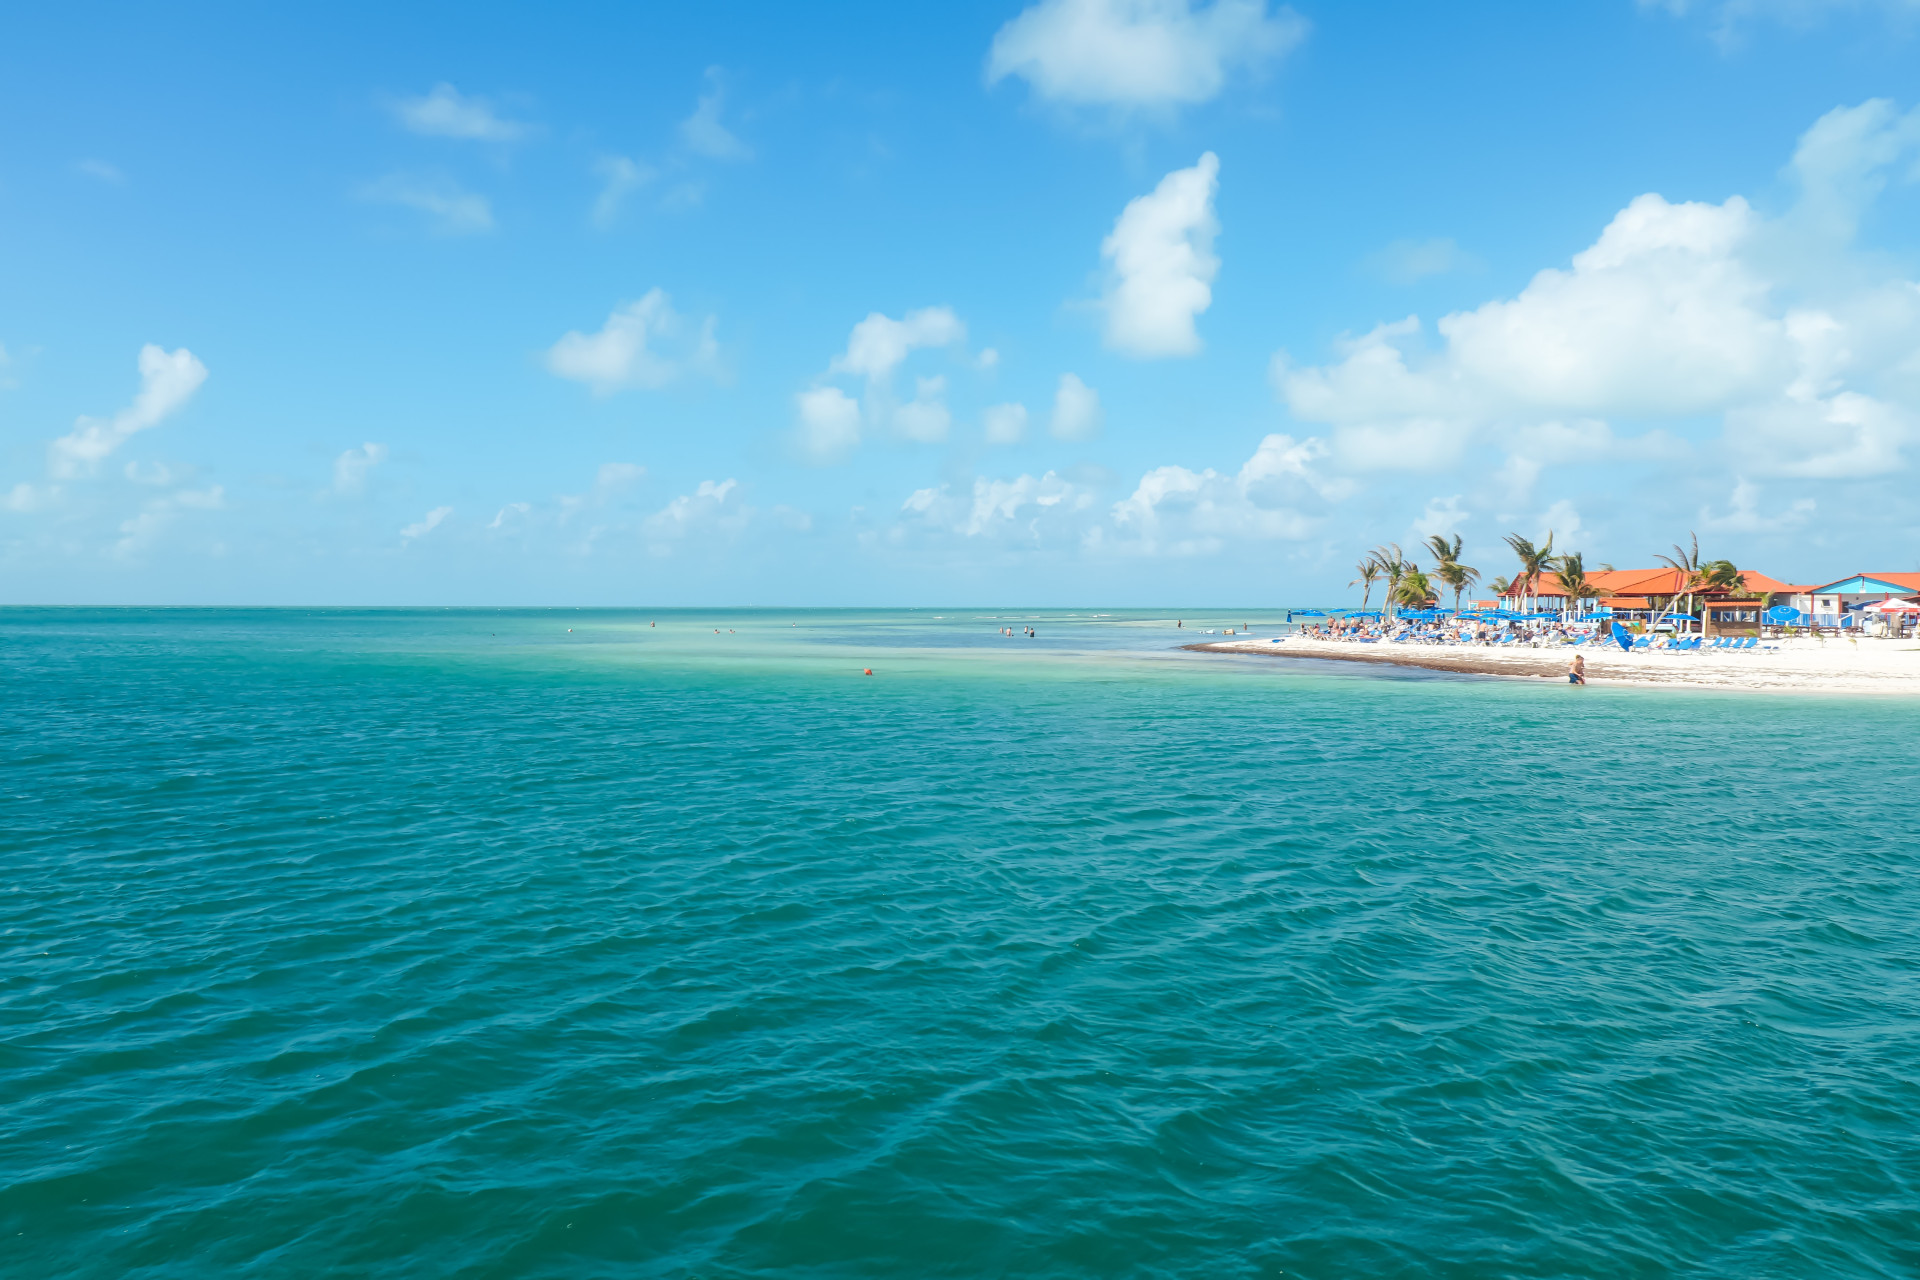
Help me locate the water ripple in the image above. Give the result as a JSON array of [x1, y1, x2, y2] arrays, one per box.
[[2, 609, 1918, 1278]]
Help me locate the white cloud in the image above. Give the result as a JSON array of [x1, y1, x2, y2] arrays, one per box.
[[891, 431, 1339, 556], [894, 376, 952, 443], [1050, 373, 1103, 440], [1275, 100, 1920, 484], [391, 84, 528, 142], [592, 156, 654, 228], [830, 307, 967, 383], [1699, 477, 1817, 533], [795, 307, 970, 459], [679, 68, 751, 161], [1102, 432, 1336, 555], [644, 478, 748, 552], [1411, 495, 1469, 540], [796, 386, 862, 460], [401, 506, 452, 541], [331, 442, 389, 496], [987, 0, 1308, 109], [901, 471, 1096, 540], [1101, 152, 1220, 357], [74, 159, 125, 184], [50, 345, 208, 479], [1366, 237, 1477, 285], [359, 174, 494, 234], [545, 290, 720, 394], [984, 402, 1029, 444]]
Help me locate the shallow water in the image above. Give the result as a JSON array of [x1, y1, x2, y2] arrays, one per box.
[[3, 608, 1917, 1278]]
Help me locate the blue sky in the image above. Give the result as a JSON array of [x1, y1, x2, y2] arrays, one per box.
[[4, 0, 1920, 605]]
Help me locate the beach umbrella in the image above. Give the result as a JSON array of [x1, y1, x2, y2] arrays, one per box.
[[1865, 599, 1920, 613]]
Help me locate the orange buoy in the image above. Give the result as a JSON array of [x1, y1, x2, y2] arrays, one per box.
[[863, 668, 873, 676]]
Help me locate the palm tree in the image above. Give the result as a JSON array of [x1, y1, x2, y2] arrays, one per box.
[[1425, 533, 1478, 615], [1553, 552, 1600, 618], [1395, 568, 1435, 611], [1370, 543, 1407, 624], [1650, 534, 1701, 633], [1349, 555, 1383, 612], [1435, 559, 1481, 615], [1502, 531, 1555, 615], [1489, 574, 1511, 598], [1651, 534, 1738, 634]]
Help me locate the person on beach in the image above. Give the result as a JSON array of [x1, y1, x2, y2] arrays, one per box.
[[1568, 654, 1586, 685]]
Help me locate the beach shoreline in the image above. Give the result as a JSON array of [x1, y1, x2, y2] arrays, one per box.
[[1185, 634, 1920, 694]]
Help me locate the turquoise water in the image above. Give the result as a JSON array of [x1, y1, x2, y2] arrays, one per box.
[[4, 608, 1917, 1278]]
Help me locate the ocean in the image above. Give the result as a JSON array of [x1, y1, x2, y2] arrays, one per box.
[[4, 608, 1916, 1278]]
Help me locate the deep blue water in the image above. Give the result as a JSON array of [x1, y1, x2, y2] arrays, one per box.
[[3, 608, 1916, 1278]]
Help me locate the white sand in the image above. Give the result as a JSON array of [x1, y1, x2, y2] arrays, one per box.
[[1191, 634, 1920, 694]]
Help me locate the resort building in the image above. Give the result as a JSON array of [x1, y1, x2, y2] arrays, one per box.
[[1804, 573, 1920, 628], [1496, 568, 1810, 635]]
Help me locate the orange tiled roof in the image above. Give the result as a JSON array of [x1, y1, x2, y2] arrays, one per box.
[[1503, 567, 1792, 599]]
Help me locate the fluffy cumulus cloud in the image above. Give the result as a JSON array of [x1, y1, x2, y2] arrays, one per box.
[[546, 290, 721, 394], [831, 307, 967, 383], [1274, 100, 1920, 487], [987, 0, 1308, 109], [895, 376, 953, 443], [1101, 152, 1220, 357], [796, 307, 971, 459], [893, 432, 1339, 556], [50, 345, 207, 478], [1050, 373, 1103, 440], [391, 84, 528, 142], [644, 478, 750, 552], [796, 387, 863, 461], [358, 174, 494, 235], [1099, 432, 1342, 555]]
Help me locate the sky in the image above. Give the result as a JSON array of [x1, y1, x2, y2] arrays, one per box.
[[4, 0, 1920, 606]]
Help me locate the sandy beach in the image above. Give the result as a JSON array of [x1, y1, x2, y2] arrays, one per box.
[[1188, 633, 1920, 693]]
